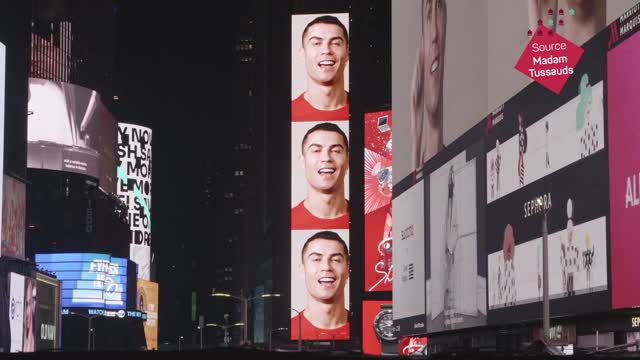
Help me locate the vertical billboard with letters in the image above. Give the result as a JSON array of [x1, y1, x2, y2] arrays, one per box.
[[117, 123, 152, 281]]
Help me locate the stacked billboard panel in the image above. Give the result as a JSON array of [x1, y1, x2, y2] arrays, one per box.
[[35, 273, 60, 351], [0, 42, 5, 237], [26, 78, 117, 193], [35, 253, 128, 310], [486, 31, 609, 324], [364, 110, 393, 292], [117, 124, 153, 280], [290, 12, 351, 340], [7, 273, 37, 353]]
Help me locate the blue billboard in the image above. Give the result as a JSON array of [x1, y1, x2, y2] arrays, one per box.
[[35, 253, 128, 309]]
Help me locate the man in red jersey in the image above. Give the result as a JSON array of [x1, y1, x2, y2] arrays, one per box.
[[291, 231, 350, 340], [292, 15, 349, 122], [291, 123, 349, 230]]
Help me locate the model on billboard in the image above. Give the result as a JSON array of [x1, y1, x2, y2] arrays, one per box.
[[495, 224, 517, 307], [517, 113, 527, 187], [292, 16, 349, 122], [22, 278, 36, 352], [411, 0, 446, 172], [527, 0, 605, 47], [292, 231, 349, 340], [443, 165, 459, 329], [577, 73, 601, 159], [560, 198, 580, 297], [292, 123, 349, 229]]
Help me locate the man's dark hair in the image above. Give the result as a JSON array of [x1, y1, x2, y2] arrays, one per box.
[[301, 231, 349, 265], [301, 122, 349, 154], [301, 15, 349, 47]]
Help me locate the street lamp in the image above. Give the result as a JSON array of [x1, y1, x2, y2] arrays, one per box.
[[68, 312, 102, 351], [289, 308, 302, 352], [210, 290, 281, 346], [206, 322, 245, 346]]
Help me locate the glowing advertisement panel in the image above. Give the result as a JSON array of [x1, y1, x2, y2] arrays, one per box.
[[362, 300, 394, 355], [137, 279, 158, 350], [290, 12, 351, 341], [427, 141, 487, 333], [22, 277, 36, 352], [608, 29, 640, 310], [1, 176, 26, 259], [486, 30, 609, 324], [364, 111, 393, 292], [392, 180, 425, 336], [392, 0, 621, 187], [0, 42, 5, 244], [35, 273, 60, 351], [35, 253, 127, 310], [27, 78, 117, 193], [117, 123, 152, 280], [9, 273, 24, 352]]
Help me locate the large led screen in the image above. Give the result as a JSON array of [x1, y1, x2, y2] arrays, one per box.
[[290, 12, 351, 341], [9, 273, 24, 352], [137, 279, 158, 350], [35, 273, 60, 351], [27, 78, 117, 193], [117, 123, 152, 280], [1, 175, 26, 259], [486, 31, 609, 324], [392, 180, 425, 336], [35, 253, 128, 310], [364, 110, 393, 292], [608, 27, 640, 310], [392, 0, 627, 187], [427, 141, 487, 333]]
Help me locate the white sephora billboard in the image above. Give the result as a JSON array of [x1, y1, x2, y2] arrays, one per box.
[[117, 123, 152, 280]]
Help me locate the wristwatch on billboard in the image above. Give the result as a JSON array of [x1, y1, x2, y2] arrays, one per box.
[[373, 304, 398, 355]]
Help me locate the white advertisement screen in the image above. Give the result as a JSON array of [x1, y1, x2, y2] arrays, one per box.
[[9, 273, 25, 352], [117, 123, 152, 280]]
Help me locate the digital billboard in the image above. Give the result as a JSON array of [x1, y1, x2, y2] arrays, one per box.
[[117, 123, 152, 280], [290, 12, 351, 341], [486, 30, 609, 324], [137, 279, 158, 350], [392, 0, 631, 186], [22, 277, 36, 352], [35, 273, 60, 351], [27, 78, 117, 193], [427, 141, 487, 333], [35, 253, 128, 310], [392, 180, 425, 336], [362, 300, 395, 355], [1, 175, 26, 259], [364, 110, 393, 292], [608, 26, 640, 310], [9, 273, 24, 352]]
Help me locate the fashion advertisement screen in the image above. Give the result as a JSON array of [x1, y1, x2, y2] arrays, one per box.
[[486, 30, 609, 324], [290, 12, 351, 341], [364, 110, 393, 292], [117, 123, 152, 281], [427, 141, 487, 333], [137, 279, 158, 350], [22, 277, 36, 352], [9, 273, 25, 352], [1, 176, 26, 260], [35, 273, 59, 351], [27, 78, 117, 193], [392, 0, 631, 187], [392, 180, 426, 337], [35, 253, 128, 310], [608, 28, 640, 310]]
